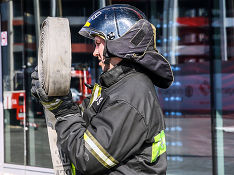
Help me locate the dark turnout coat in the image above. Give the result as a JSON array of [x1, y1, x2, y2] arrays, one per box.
[[56, 62, 171, 175], [55, 19, 174, 175]]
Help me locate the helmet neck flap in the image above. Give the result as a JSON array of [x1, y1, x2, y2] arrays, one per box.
[[104, 19, 174, 89]]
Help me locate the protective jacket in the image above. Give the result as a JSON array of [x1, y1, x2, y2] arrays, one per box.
[[55, 60, 169, 175], [56, 13, 174, 175]]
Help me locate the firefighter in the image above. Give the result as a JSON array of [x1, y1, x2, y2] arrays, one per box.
[[31, 4, 173, 175]]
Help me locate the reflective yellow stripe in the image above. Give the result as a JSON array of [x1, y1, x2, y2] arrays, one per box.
[[151, 130, 166, 163], [40, 99, 63, 111], [84, 21, 90, 27], [84, 130, 118, 169], [89, 83, 102, 107], [71, 163, 76, 175]]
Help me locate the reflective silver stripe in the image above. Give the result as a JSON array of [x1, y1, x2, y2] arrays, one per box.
[[84, 131, 118, 168]]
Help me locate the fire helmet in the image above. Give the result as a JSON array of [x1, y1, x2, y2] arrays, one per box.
[[79, 4, 174, 89], [79, 4, 146, 40]]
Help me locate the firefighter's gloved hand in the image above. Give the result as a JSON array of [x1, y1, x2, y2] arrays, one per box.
[[31, 66, 55, 103], [31, 66, 40, 100], [31, 66, 80, 118]]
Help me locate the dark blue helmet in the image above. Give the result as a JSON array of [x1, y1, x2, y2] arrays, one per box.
[[79, 4, 146, 40]]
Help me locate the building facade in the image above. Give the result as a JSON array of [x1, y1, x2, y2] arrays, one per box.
[[0, 0, 233, 174]]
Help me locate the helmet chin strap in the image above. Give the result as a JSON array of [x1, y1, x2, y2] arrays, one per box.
[[102, 57, 110, 72], [104, 57, 110, 64], [103, 40, 111, 72]]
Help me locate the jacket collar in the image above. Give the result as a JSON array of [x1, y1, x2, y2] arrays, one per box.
[[99, 61, 134, 88]]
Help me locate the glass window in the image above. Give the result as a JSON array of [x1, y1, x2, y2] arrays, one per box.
[[2, 0, 25, 165], [154, 0, 212, 174], [221, 0, 234, 174], [1, 0, 233, 174], [2, 0, 99, 170]]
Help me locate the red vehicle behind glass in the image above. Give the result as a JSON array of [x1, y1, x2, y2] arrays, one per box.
[[71, 67, 92, 104], [3, 90, 26, 121]]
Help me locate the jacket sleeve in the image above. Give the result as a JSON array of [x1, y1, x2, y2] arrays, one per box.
[[55, 99, 148, 175]]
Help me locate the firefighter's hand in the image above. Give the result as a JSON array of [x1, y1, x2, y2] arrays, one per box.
[[31, 66, 53, 102], [31, 66, 80, 118], [31, 66, 40, 100]]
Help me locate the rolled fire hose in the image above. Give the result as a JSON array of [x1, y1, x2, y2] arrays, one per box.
[[37, 17, 73, 175], [38, 17, 71, 96]]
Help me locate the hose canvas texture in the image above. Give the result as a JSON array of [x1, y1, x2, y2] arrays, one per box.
[[37, 17, 73, 175]]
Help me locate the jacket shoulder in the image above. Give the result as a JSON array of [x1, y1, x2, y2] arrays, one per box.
[[111, 71, 158, 105]]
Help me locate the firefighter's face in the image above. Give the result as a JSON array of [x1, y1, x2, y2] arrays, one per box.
[[93, 36, 106, 71]]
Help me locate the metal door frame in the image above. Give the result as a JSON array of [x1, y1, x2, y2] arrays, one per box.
[[0, 12, 4, 170]]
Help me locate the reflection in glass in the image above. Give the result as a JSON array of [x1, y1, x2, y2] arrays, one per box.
[[223, 0, 234, 174], [2, 1, 25, 165], [1, 0, 233, 174]]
